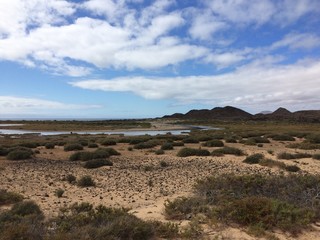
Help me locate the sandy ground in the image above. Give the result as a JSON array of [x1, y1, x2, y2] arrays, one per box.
[[1, 139, 320, 239]]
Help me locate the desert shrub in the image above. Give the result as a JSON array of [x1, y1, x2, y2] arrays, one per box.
[[196, 174, 320, 214], [88, 143, 98, 148], [177, 148, 210, 157], [10, 201, 43, 217], [79, 140, 89, 146], [249, 137, 270, 143], [45, 142, 55, 149], [103, 147, 121, 156], [211, 146, 244, 156], [202, 140, 224, 147], [101, 139, 117, 146], [0, 146, 9, 156], [182, 137, 199, 143], [160, 160, 169, 167], [285, 165, 301, 172], [55, 188, 64, 198], [225, 196, 314, 233], [7, 148, 33, 160], [143, 165, 153, 172], [225, 138, 237, 143], [155, 149, 164, 155], [196, 135, 213, 142], [161, 142, 173, 150], [306, 134, 320, 144], [18, 142, 39, 148], [133, 141, 157, 149], [172, 141, 184, 146], [257, 143, 263, 147], [243, 153, 264, 164], [0, 189, 23, 205], [69, 148, 116, 161], [272, 134, 295, 141], [52, 203, 156, 240], [278, 152, 312, 160], [65, 174, 76, 184], [128, 147, 133, 151], [83, 159, 113, 169], [164, 197, 208, 220], [287, 142, 320, 150], [152, 221, 179, 239], [77, 175, 95, 187], [64, 143, 83, 151], [313, 154, 320, 160], [259, 158, 286, 169]]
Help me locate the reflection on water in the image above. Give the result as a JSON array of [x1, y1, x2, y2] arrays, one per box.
[[0, 129, 191, 136]]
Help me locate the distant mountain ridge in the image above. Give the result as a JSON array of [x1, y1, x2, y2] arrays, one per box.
[[163, 106, 320, 122]]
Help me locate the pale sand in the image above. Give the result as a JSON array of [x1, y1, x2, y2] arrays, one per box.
[[1, 139, 320, 239]]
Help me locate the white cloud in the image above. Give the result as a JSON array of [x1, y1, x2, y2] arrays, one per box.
[[70, 60, 320, 111], [0, 0, 319, 76], [271, 33, 320, 50], [205, 0, 319, 27], [0, 96, 102, 114], [206, 0, 275, 26], [189, 10, 227, 41]]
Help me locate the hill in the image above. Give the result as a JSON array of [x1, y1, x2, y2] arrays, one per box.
[[164, 106, 320, 122]]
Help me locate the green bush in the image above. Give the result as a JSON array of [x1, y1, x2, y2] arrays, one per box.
[[10, 201, 43, 217], [18, 142, 39, 148], [64, 143, 84, 151], [226, 196, 314, 233], [133, 141, 157, 149], [160, 160, 169, 167], [225, 138, 237, 143], [259, 158, 286, 169], [88, 143, 98, 148], [272, 135, 295, 141], [285, 165, 301, 172], [0, 189, 23, 205], [45, 142, 55, 149], [101, 139, 117, 146], [55, 188, 64, 198], [7, 148, 33, 160], [161, 142, 173, 150], [278, 152, 312, 160], [69, 148, 116, 161], [155, 149, 165, 155], [65, 174, 76, 184], [202, 140, 224, 147], [211, 147, 244, 156], [243, 153, 264, 164], [164, 197, 208, 220], [77, 175, 95, 187], [177, 148, 210, 157], [83, 159, 113, 169], [313, 154, 320, 160], [172, 141, 184, 146], [182, 137, 199, 143]]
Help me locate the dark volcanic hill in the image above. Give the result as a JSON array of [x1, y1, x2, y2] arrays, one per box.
[[164, 106, 320, 122], [163, 106, 252, 120]]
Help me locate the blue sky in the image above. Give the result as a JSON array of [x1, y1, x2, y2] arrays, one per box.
[[0, 0, 320, 119]]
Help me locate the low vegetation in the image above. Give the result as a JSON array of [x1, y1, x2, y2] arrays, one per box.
[[77, 175, 95, 187], [177, 147, 210, 157], [278, 152, 312, 160], [64, 143, 84, 151], [83, 159, 113, 169], [0, 189, 23, 205], [6, 147, 33, 160], [165, 173, 320, 236], [211, 146, 244, 156]]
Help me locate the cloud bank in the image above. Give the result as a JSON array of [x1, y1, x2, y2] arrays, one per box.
[[70, 59, 320, 112]]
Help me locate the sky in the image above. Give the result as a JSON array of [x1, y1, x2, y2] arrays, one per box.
[[0, 0, 320, 119]]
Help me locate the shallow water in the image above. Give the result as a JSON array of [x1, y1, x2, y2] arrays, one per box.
[[0, 128, 191, 136]]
